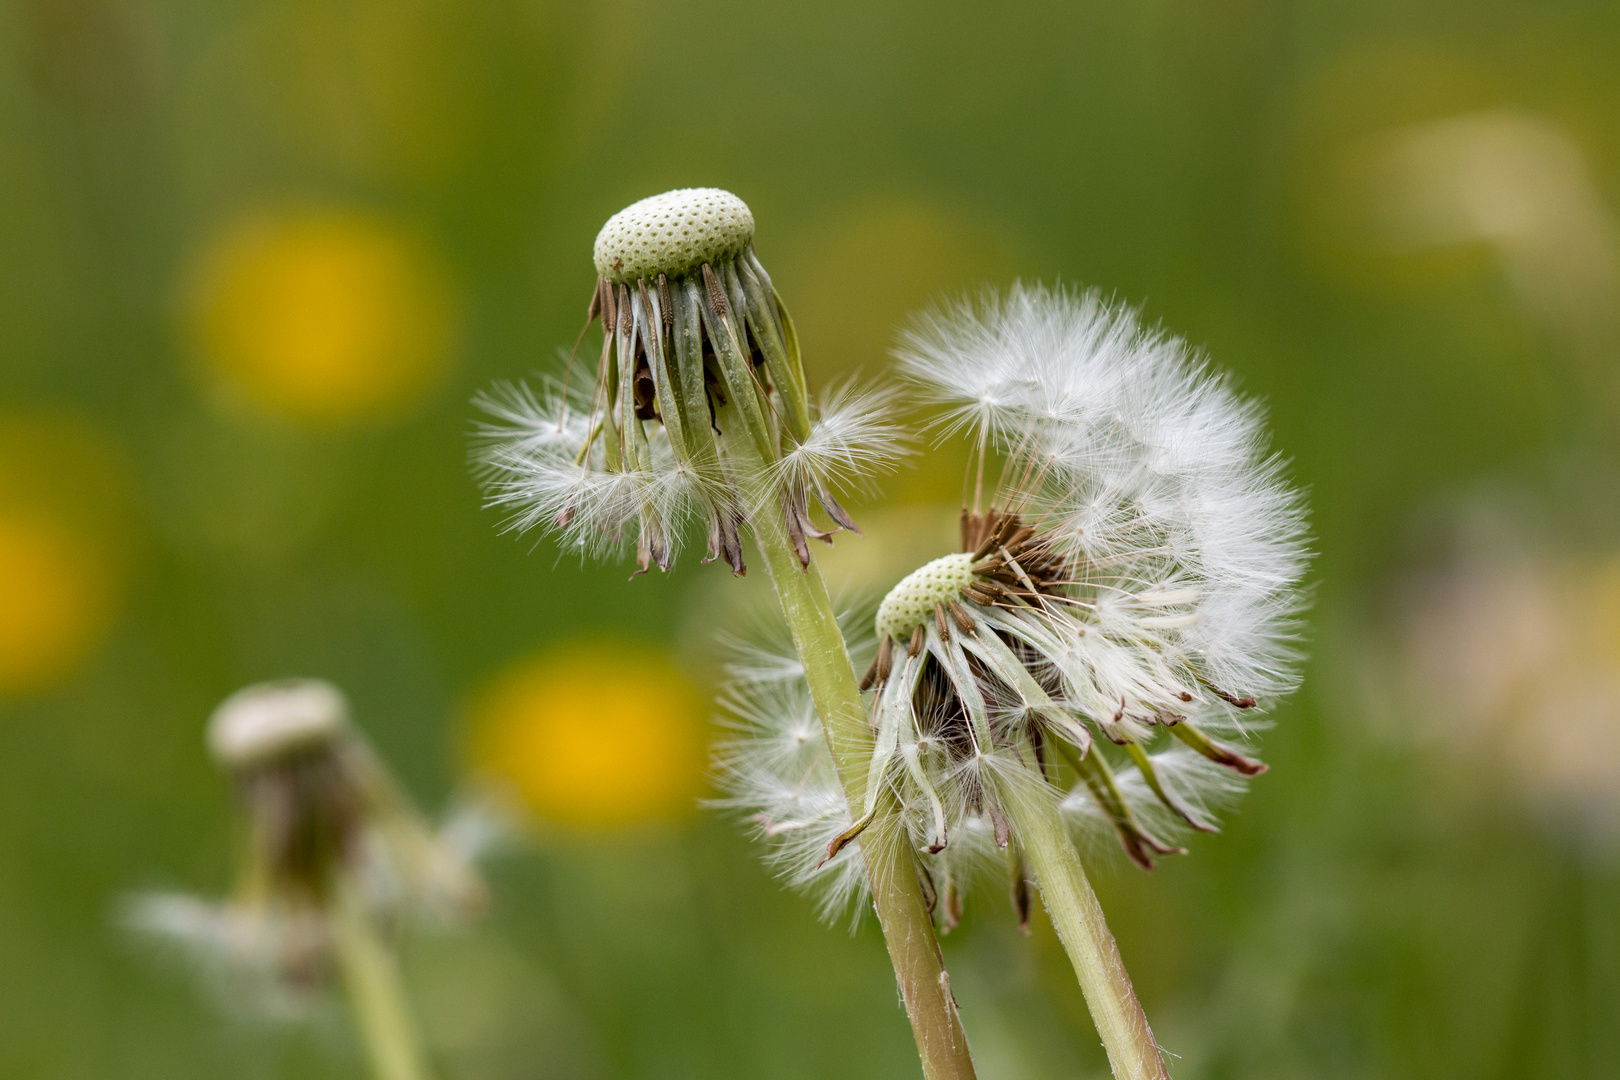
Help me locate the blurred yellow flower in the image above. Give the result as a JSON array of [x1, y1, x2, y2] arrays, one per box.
[[0, 514, 117, 697], [188, 208, 456, 425], [467, 641, 707, 829], [0, 416, 130, 698]]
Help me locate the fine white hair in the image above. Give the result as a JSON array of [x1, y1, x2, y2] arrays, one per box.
[[472, 371, 903, 568], [896, 284, 1309, 706], [717, 284, 1309, 922]]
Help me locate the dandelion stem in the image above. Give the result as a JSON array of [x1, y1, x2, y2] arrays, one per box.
[[729, 416, 976, 1080], [332, 887, 432, 1080], [997, 769, 1170, 1080]]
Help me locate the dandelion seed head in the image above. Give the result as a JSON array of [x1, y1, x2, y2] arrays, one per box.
[[875, 553, 976, 642], [208, 678, 347, 768], [593, 188, 755, 284], [718, 283, 1309, 926], [478, 190, 899, 575]]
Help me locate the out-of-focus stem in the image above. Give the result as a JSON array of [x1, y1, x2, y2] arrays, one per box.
[[331, 887, 432, 1080], [997, 771, 1170, 1080]]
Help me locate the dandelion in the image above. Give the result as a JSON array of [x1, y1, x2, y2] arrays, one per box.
[[472, 190, 973, 1080], [0, 414, 129, 698], [473, 188, 903, 576], [126, 679, 487, 1080], [718, 285, 1309, 1080]]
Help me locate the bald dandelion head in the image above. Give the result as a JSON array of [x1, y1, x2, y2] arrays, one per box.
[[475, 188, 902, 576]]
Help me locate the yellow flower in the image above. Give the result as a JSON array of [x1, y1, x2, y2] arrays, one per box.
[[466, 641, 707, 829], [188, 208, 455, 425], [0, 514, 117, 697], [0, 415, 129, 698]]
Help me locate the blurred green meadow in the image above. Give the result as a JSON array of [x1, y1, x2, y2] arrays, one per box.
[[3, 1, 1620, 1077]]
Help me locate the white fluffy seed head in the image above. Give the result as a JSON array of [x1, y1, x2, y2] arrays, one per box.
[[207, 679, 347, 769], [593, 188, 755, 284], [718, 284, 1309, 923], [897, 284, 1309, 704], [875, 553, 976, 641]]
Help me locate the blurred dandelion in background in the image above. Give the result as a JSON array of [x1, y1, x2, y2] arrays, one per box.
[[466, 640, 708, 830], [1357, 109, 1620, 359], [186, 207, 456, 426], [0, 414, 131, 699], [126, 679, 486, 1078], [1387, 502, 1620, 851]]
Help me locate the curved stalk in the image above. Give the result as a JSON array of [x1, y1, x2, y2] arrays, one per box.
[[751, 508, 978, 1080], [331, 887, 433, 1080], [996, 770, 1170, 1080], [720, 406, 975, 1080]]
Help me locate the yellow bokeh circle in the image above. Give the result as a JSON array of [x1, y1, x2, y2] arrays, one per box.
[[0, 514, 116, 697], [188, 208, 455, 425], [0, 415, 129, 698], [467, 641, 708, 829]]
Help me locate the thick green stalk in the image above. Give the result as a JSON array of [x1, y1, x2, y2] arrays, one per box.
[[749, 506, 977, 1080], [331, 888, 432, 1080], [997, 774, 1170, 1080]]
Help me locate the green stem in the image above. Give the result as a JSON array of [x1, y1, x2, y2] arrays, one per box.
[[997, 772, 1170, 1080], [331, 888, 432, 1080], [750, 508, 978, 1080]]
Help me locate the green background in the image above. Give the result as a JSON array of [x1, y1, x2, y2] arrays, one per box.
[[3, 1, 1618, 1077]]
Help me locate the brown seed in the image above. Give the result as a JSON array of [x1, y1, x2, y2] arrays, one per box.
[[948, 601, 976, 633], [701, 263, 728, 317], [858, 653, 882, 692], [1210, 683, 1258, 709]]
